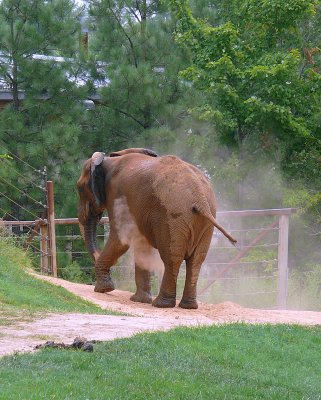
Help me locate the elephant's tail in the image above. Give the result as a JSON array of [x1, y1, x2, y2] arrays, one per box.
[[193, 204, 237, 245]]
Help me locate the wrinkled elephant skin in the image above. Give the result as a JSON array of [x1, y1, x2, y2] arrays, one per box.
[[77, 148, 236, 309]]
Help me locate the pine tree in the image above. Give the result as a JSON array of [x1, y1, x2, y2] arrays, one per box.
[[86, 0, 192, 152], [0, 0, 86, 218]]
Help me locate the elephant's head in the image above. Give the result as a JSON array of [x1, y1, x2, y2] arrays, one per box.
[[77, 151, 107, 261]]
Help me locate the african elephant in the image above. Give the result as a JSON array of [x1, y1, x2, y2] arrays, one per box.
[[77, 148, 236, 309]]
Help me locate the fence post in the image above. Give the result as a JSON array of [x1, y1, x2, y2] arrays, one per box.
[[47, 180, 57, 277], [277, 214, 289, 309]]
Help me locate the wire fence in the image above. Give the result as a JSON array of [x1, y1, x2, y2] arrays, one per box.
[[0, 150, 48, 261], [2, 209, 295, 309], [198, 221, 279, 309], [0, 152, 297, 309], [0, 209, 295, 310]]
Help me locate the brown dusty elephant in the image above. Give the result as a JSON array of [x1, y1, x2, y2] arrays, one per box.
[[77, 148, 236, 309]]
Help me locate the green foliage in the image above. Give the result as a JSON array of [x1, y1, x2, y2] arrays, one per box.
[[60, 261, 90, 284], [245, 0, 317, 40], [170, 0, 321, 183], [0, 324, 320, 399], [86, 0, 192, 150], [0, 0, 86, 219], [169, 0, 321, 277]]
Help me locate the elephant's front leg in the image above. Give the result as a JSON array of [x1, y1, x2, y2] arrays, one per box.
[[95, 236, 129, 293], [152, 257, 183, 308], [130, 264, 152, 304]]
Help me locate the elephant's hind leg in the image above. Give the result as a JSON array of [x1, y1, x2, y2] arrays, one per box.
[[152, 255, 183, 308], [130, 264, 152, 304], [179, 228, 213, 309], [178, 253, 205, 309], [95, 236, 129, 293]]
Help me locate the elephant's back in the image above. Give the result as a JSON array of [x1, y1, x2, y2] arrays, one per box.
[[150, 156, 216, 216], [108, 153, 216, 219]]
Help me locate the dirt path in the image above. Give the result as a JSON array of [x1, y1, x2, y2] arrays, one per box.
[[1, 273, 321, 357]]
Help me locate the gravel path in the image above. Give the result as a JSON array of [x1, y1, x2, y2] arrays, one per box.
[[1, 274, 321, 357]]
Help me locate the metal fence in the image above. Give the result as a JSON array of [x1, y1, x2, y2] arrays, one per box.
[[0, 151, 49, 276], [0, 202, 296, 310], [198, 210, 293, 309]]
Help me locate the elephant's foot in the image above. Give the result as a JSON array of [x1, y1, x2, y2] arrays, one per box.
[[152, 295, 176, 308], [94, 276, 115, 293], [130, 290, 152, 304], [179, 298, 198, 309]]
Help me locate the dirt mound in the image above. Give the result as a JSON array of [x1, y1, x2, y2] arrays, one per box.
[[34, 274, 321, 326], [1, 273, 320, 358]]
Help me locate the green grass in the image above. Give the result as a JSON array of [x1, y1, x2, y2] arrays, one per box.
[[0, 239, 118, 317], [1, 240, 320, 399], [0, 324, 320, 399]]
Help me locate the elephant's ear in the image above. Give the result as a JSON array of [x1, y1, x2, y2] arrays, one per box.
[[90, 152, 106, 207], [109, 148, 158, 157]]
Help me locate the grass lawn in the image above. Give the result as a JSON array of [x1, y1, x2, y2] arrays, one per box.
[[0, 324, 320, 399], [0, 239, 119, 318]]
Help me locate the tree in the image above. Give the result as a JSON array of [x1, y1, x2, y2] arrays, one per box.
[[169, 0, 321, 275], [169, 0, 321, 182], [0, 0, 86, 218], [86, 0, 192, 151], [0, 0, 81, 109]]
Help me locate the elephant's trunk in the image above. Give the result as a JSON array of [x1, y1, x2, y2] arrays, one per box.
[[79, 214, 100, 261]]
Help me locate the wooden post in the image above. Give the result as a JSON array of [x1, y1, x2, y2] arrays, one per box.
[[47, 181, 57, 277], [277, 215, 289, 309], [40, 223, 48, 274]]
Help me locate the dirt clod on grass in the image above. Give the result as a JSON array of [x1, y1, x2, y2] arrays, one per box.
[[35, 336, 94, 352], [1, 273, 321, 358]]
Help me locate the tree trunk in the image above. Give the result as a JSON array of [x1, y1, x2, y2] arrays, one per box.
[[141, 0, 147, 62], [11, 60, 20, 111]]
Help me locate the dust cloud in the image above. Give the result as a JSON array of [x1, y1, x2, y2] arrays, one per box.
[[113, 196, 164, 274], [127, 130, 321, 311]]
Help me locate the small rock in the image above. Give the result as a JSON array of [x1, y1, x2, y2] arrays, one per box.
[[72, 336, 87, 349], [82, 342, 94, 352]]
